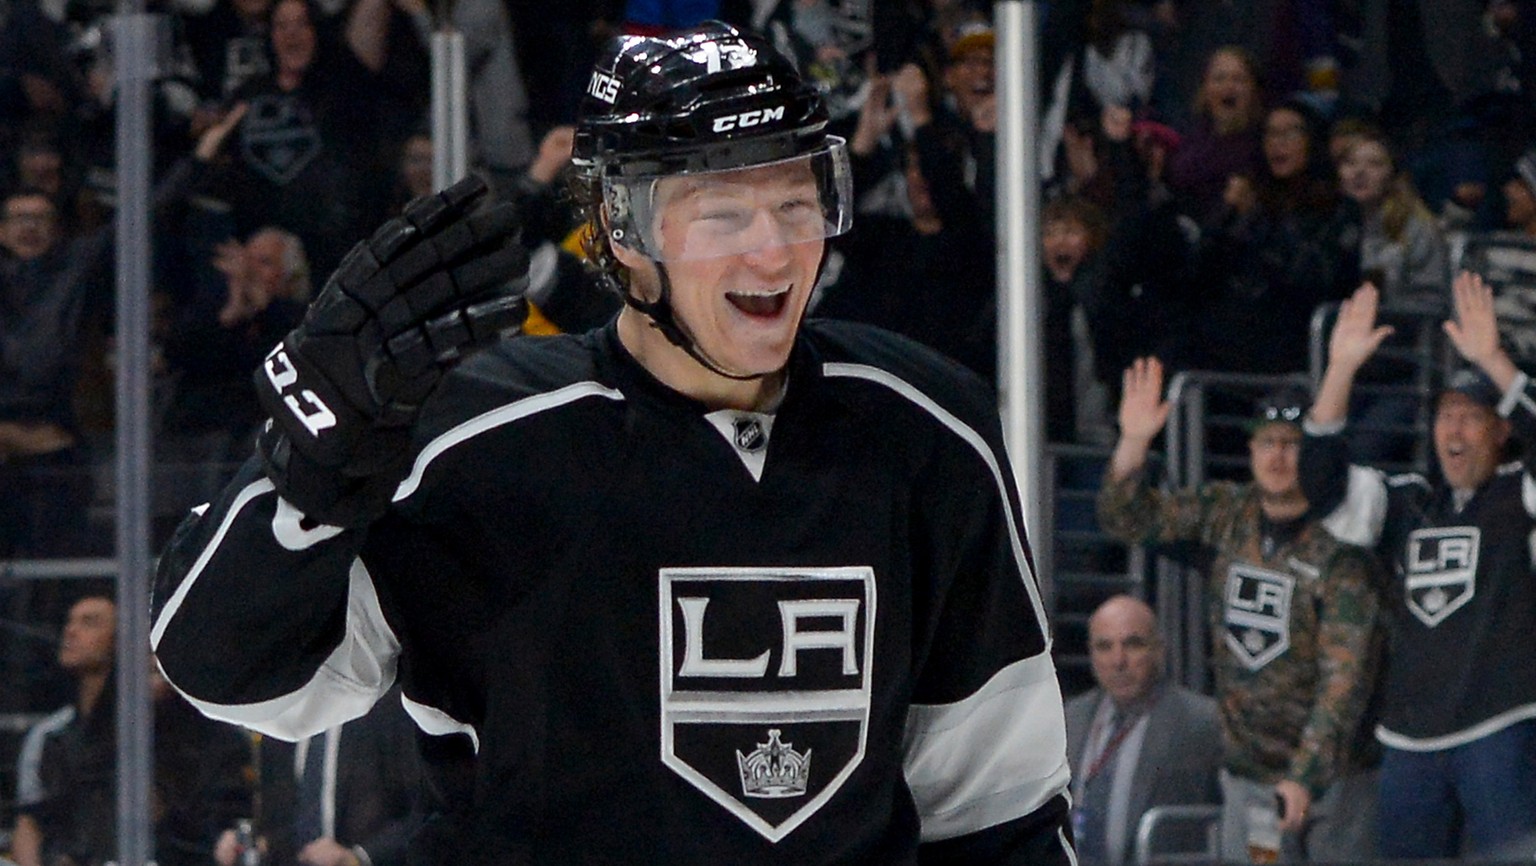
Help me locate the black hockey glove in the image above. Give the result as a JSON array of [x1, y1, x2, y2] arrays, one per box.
[[254, 175, 529, 528]]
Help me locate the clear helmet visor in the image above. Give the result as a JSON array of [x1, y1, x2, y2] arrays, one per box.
[[603, 137, 852, 263]]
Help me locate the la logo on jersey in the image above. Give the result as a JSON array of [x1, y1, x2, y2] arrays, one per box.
[[659, 566, 875, 843], [1223, 564, 1295, 670], [1404, 526, 1479, 627]]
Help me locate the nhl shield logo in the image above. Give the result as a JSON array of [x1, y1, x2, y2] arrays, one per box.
[[240, 93, 322, 186], [732, 416, 767, 452], [1404, 527, 1479, 627], [659, 566, 875, 843], [1222, 564, 1294, 671]]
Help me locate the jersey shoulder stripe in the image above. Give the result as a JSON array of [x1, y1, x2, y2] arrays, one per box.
[[803, 319, 996, 425], [394, 381, 625, 503], [819, 359, 1047, 644]]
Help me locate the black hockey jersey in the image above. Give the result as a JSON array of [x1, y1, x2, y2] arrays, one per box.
[[151, 320, 1074, 865], [1300, 372, 1536, 749]]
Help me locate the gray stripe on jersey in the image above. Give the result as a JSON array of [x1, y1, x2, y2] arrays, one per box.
[[1377, 701, 1536, 751], [1061, 825, 1080, 866], [16, 706, 75, 806], [821, 362, 1049, 636], [902, 653, 1071, 840], [393, 381, 626, 502]]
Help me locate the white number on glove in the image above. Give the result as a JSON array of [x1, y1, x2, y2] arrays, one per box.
[[265, 346, 339, 437]]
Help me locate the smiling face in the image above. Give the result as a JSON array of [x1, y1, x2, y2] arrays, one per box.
[[1263, 107, 1310, 180], [1339, 139, 1393, 206], [613, 159, 826, 397], [1435, 391, 1510, 491]]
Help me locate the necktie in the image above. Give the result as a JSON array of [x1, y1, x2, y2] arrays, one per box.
[[292, 732, 328, 844], [1077, 710, 1133, 865]]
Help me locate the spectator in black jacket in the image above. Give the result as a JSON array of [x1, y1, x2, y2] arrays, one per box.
[[0, 185, 106, 557], [1191, 97, 1360, 376]]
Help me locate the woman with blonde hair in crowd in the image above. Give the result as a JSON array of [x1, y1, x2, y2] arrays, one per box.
[[1338, 127, 1448, 307], [1335, 125, 1449, 463]]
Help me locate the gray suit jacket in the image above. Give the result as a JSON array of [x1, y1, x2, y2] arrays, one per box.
[[1064, 684, 1222, 865]]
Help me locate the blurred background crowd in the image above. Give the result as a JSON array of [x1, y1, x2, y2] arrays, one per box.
[[4, 0, 1536, 863]]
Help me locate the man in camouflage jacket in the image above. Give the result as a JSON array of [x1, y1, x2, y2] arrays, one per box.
[[1097, 357, 1381, 862]]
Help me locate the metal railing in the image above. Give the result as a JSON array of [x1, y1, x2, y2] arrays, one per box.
[[1133, 803, 1221, 866]]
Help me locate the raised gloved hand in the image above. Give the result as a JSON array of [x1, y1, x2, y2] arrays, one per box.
[[254, 175, 528, 527]]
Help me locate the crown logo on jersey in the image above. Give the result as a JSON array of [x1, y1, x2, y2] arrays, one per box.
[[737, 729, 811, 798]]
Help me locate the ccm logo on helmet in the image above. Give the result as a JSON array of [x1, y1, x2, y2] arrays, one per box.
[[711, 106, 786, 133]]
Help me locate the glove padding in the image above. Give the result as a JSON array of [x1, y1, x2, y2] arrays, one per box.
[[255, 175, 529, 527]]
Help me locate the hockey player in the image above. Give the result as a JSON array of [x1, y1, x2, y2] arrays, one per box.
[[1097, 360, 1381, 862], [149, 20, 1075, 865], [1299, 275, 1536, 859]]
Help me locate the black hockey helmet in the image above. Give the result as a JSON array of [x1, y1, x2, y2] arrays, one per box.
[[571, 21, 852, 264], [573, 20, 831, 179], [566, 21, 851, 380]]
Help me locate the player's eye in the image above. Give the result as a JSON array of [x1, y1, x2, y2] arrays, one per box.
[[697, 206, 751, 232]]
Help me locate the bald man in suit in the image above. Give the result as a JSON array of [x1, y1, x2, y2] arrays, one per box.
[[1065, 595, 1222, 866]]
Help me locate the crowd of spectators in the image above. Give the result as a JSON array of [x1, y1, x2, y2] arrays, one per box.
[[0, 0, 1533, 546], [5, 0, 1536, 862]]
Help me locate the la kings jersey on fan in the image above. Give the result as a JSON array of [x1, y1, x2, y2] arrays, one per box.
[[149, 320, 1074, 865], [1097, 475, 1381, 796], [1301, 373, 1536, 750]]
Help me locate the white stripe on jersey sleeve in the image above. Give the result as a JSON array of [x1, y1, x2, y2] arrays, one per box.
[[402, 693, 481, 753], [273, 494, 346, 549], [902, 653, 1071, 841], [393, 381, 625, 502], [1498, 371, 1532, 417], [152, 478, 277, 649], [156, 538, 401, 742], [821, 362, 1049, 637], [1319, 464, 1389, 547]]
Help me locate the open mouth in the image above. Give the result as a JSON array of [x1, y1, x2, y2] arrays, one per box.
[[727, 288, 790, 318], [1049, 252, 1079, 272]]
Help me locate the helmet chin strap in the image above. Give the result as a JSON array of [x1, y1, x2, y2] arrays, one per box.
[[618, 262, 768, 383]]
